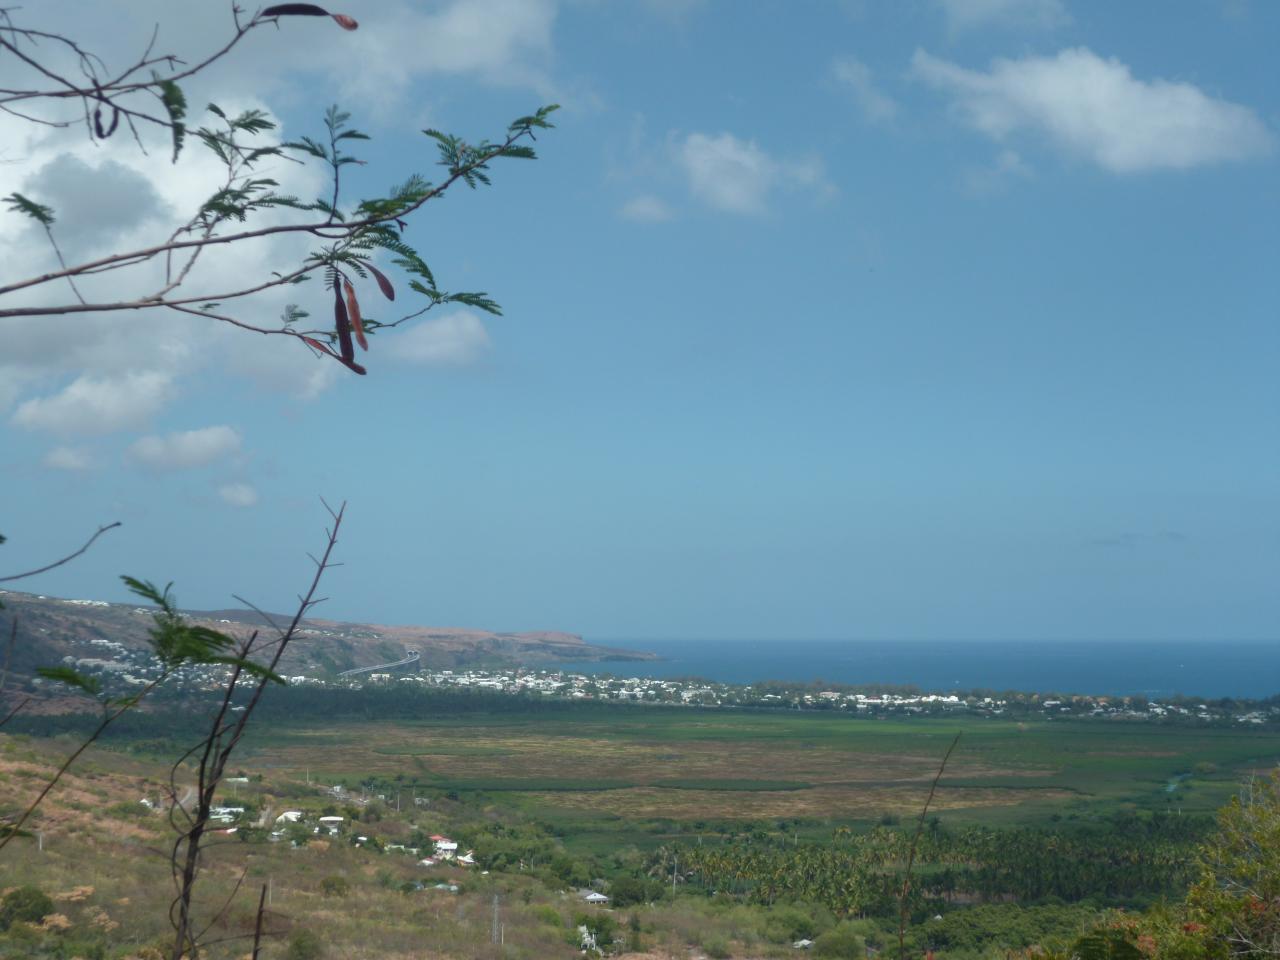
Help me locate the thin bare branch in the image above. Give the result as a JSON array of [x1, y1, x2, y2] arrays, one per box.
[[0, 521, 121, 583], [898, 732, 961, 960]]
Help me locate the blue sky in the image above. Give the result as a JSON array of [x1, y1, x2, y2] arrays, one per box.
[[2, 0, 1277, 642]]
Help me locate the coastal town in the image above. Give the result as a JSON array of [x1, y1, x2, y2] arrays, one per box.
[[36, 630, 1276, 725]]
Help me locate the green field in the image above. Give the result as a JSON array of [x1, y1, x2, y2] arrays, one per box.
[[238, 706, 1280, 842]]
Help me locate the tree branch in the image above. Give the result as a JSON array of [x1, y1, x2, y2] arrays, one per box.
[[0, 522, 121, 583]]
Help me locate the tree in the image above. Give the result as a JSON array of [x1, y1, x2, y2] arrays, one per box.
[[0, 885, 54, 931], [1185, 770, 1280, 957], [1, 5, 555, 957], [1, 3, 556, 373]]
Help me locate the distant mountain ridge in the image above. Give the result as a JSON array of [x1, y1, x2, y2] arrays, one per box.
[[0, 588, 655, 680]]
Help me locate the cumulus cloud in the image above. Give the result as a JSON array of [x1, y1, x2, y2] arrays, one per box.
[[937, 0, 1067, 31], [676, 133, 831, 215], [333, 0, 559, 107], [42, 446, 93, 471], [128, 425, 241, 470], [619, 195, 676, 222], [11, 372, 174, 436], [0, 0, 560, 433], [0, 1, 562, 118], [832, 57, 897, 122], [386, 312, 492, 367], [912, 47, 1276, 173], [218, 483, 258, 508], [22, 155, 167, 250]]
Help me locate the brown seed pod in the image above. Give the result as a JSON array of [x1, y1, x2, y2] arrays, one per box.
[[343, 279, 368, 351]]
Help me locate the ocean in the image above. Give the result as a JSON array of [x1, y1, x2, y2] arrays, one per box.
[[558, 638, 1280, 700]]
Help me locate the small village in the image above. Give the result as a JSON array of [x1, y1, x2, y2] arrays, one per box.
[[297, 665, 1279, 725]]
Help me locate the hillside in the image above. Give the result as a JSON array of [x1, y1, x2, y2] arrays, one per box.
[[0, 588, 655, 682]]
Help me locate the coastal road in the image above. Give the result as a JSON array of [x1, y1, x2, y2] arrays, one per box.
[[336, 650, 421, 678]]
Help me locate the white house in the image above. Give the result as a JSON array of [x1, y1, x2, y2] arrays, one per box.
[[578, 890, 609, 904]]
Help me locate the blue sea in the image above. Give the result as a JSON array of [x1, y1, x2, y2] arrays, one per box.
[[558, 639, 1280, 700]]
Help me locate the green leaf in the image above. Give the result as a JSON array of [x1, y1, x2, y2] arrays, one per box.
[[3, 192, 55, 227], [121, 575, 172, 610], [36, 666, 103, 697], [154, 74, 188, 162]]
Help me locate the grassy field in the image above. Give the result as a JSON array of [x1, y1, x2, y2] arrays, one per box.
[[5, 707, 1280, 959], [237, 708, 1280, 839]]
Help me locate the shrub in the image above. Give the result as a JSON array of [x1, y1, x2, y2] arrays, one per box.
[[813, 922, 865, 958], [320, 875, 350, 898], [0, 885, 54, 930], [287, 928, 325, 960], [701, 933, 732, 958]]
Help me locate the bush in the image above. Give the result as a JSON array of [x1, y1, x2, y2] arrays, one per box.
[[531, 904, 562, 927], [320, 875, 350, 898], [813, 922, 865, 958], [0, 885, 54, 930], [763, 904, 823, 943], [286, 928, 325, 960], [701, 933, 732, 958]]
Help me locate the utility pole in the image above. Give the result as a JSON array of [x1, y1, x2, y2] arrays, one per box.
[[491, 894, 500, 944], [672, 854, 677, 899]]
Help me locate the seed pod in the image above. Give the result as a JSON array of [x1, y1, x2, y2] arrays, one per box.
[[365, 263, 396, 301], [343, 279, 368, 351], [261, 4, 329, 17], [334, 282, 355, 363]]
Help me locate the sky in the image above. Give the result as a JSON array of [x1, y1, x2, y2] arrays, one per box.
[[1, 0, 1277, 642]]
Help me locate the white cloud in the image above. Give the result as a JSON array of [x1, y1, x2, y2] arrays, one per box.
[[334, 0, 559, 107], [0, 1, 562, 119], [0, 94, 354, 429], [619, 195, 676, 222], [912, 47, 1276, 173], [22, 155, 167, 251], [676, 133, 831, 215], [387, 312, 492, 366], [218, 483, 258, 508], [128, 425, 242, 470], [42, 446, 93, 471], [11, 372, 174, 436], [0, 0, 562, 432], [937, 0, 1067, 31], [832, 57, 897, 122]]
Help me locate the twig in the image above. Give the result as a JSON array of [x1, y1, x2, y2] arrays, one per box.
[[168, 503, 345, 959], [898, 732, 961, 960], [0, 674, 165, 851], [0, 521, 121, 583], [250, 884, 267, 960]]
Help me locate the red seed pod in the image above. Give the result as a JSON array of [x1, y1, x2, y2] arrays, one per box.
[[365, 263, 396, 301], [344, 279, 368, 351], [333, 282, 355, 364]]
